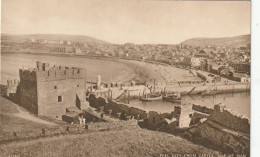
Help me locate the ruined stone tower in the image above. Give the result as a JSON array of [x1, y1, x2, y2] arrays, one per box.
[[19, 61, 86, 118]]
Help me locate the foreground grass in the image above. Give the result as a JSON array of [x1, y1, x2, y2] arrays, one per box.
[[0, 127, 220, 157]]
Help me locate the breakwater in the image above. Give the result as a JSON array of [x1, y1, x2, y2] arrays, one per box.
[[153, 82, 250, 95]]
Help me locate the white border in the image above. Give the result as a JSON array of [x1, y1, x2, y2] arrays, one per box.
[[251, 0, 260, 156]]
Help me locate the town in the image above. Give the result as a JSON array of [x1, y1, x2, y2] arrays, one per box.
[[0, 0, 252, 156], [2, 34, 250, 83]]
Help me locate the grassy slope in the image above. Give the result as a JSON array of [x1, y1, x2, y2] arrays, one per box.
[[1, 34, 110, 45], [0, 97, 49, 134], [181, 34, 250, 48], [0, 128, 220, 157]]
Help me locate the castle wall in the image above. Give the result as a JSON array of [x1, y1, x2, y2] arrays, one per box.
[[36, 67, 86, 82], [18, 62, 87, 118], [196, 120, 249, 154], [88, 94, 194, 127], [19, 71, 38, 114], [6, 79, 19, 96], [129, 107, 147, 119], [192, 104, 214, 114], [178, 104, 194, 128], [37, 78, 86, 118], [147, 111, 161, 126], [208, 104, 250, 133], [89, 94, 149, 120]]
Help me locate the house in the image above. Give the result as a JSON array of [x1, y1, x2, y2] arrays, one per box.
[[232, 73, 250, 82], [182, 56, 191, 67], [191, 57, 201, 68], [65, 41, 72, 45], [194, 50, 209, 59], [75, 48, 83, 54], [229, 63, 250, 74]]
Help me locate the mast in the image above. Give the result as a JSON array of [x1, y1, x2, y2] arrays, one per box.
[[153, 79, 156, 93]]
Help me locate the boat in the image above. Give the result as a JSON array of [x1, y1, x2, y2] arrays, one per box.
[[162, 93, 181, 103], [140, 94, 162, 101]]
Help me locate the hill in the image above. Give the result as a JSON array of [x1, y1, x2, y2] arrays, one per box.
[[1, 34, 110, 45], [181, 34, 250, 48], [0, 126, 220, 157]]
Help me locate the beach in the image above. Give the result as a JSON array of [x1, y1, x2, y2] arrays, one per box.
[[116, 59, 201, 84], [1, 53, 201, 85]]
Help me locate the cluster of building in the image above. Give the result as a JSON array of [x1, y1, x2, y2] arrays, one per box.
[[5, 36, 251, 69], [180, 49, 250, 82], [4, 36, 250, 83]]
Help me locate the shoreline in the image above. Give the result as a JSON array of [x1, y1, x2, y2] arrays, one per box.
[[1, 51, 248, 87]]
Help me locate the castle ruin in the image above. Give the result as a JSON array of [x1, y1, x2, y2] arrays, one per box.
[[19, 61, 87, 118]]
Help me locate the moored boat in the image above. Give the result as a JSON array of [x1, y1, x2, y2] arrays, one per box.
[[140, 94, 162, 101], [162, 94, 181, 103], [162, 93, 181, 103]]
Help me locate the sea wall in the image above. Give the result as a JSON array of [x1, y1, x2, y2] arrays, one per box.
[[154, 83, 250, 95]]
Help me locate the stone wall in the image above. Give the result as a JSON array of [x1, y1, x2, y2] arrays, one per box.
[[192, 104, 214, 114], [89, 94, 148, 120], [19, 78, 38, 114], [129, 107, 147, 119], [6, 80, 19, 96], [178, 104, 194, 128], [196, 121, 249, 154], [208, 104, 250, 133], [37, 78, 86, 118], [147, 111, 161, 126], [183, 104, 250, 154], [147, 111, 172, 127]]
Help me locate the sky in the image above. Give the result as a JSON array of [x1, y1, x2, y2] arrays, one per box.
[[1, 0, 251, 44]]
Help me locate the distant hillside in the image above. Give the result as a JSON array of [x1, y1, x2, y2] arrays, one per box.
[[181, 34, 250, 48], [1, 34, 110, 45]]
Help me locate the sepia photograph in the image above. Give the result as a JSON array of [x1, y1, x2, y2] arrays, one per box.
[[0, 0, 252, 156]]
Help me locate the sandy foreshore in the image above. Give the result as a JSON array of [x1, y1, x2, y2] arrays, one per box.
[[116, 59, 201, 85]]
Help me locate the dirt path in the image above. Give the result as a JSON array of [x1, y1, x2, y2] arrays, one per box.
[[13, 110, 56, 126], [1, 98, 56, 126]]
